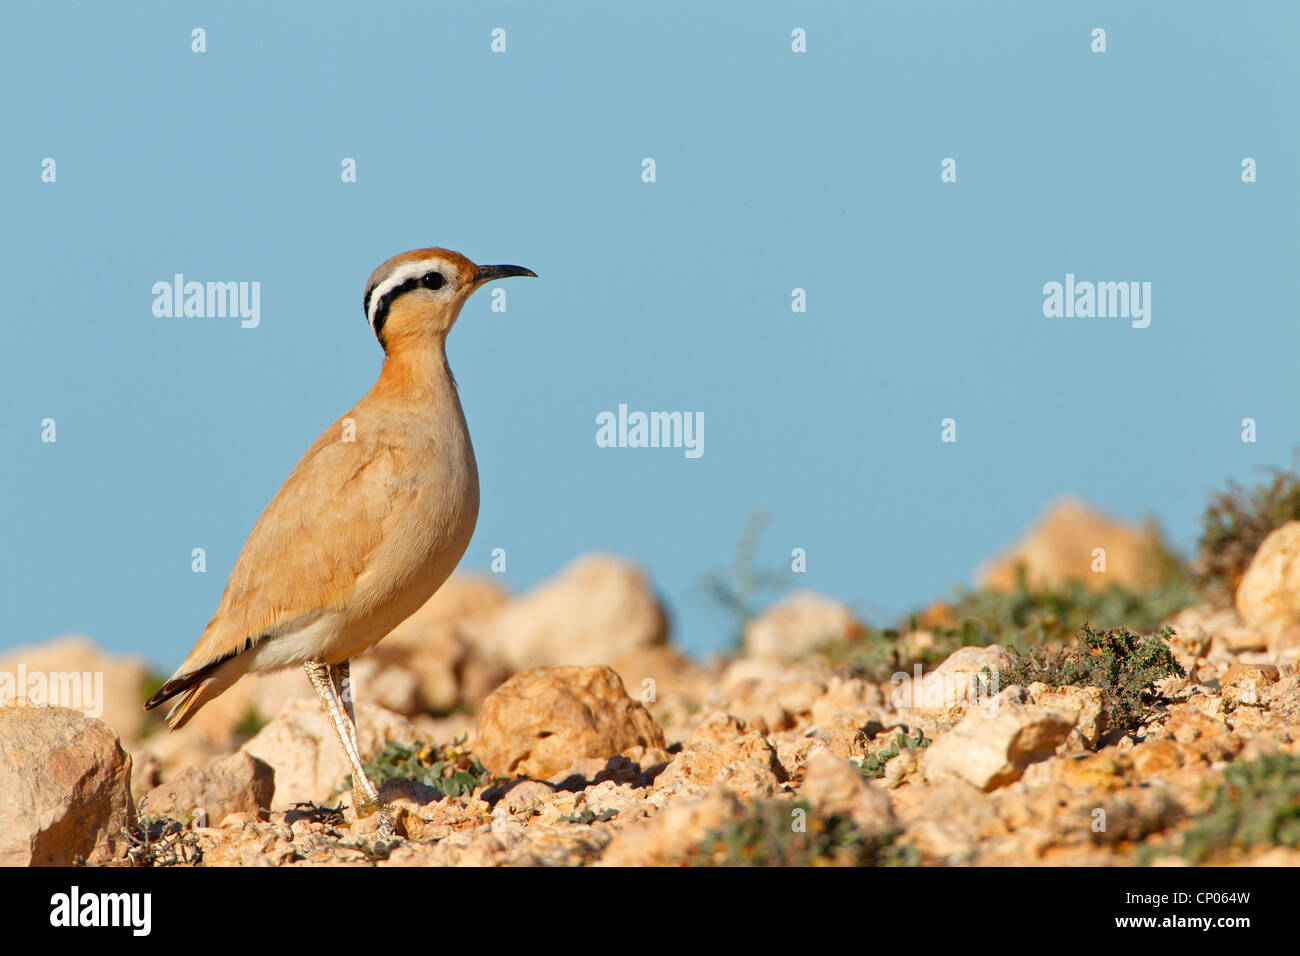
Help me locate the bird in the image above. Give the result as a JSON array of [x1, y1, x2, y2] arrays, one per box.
[[145, 248, 536, 827]]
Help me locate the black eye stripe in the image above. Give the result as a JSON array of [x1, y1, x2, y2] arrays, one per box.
[[369, 270, 446, 340]]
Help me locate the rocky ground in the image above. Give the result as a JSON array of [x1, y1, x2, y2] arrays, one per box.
[[3, 500, 1300, 867]]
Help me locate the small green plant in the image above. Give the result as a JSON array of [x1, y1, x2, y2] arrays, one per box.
[[340, 737, 497, 800], [702, 509, 792, 650], [1177, 753, 1300, 864], [1195, 463, 1300, 603], [945, 565, 1195, 650], [803, 619, 995, 684], [855, 729, 931, 779], [1002, 624, 1185, 734], [803, 564, 1195, 685], [690, 799, 918, 867]]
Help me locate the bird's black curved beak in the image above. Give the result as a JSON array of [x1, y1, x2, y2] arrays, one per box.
[[475, 264, 538, 284]]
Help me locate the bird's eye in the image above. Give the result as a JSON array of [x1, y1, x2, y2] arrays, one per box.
[[421, 272, 445, 290]]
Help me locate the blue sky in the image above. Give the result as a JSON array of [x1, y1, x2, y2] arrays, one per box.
[[3, 2, 1298, 666]]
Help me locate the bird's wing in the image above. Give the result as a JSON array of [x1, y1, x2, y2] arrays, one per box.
[[171, 422, 399, 682]]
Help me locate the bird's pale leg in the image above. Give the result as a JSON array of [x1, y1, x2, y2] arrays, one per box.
[[304, 659, 382, 817], [329, 659, 361, 758]]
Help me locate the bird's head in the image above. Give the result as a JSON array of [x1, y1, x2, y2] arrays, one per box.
[[362, 248, 536, 351]]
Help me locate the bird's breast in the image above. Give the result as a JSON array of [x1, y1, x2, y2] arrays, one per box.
[[338, 403, 479, 654], [386, 410, 479, 584]]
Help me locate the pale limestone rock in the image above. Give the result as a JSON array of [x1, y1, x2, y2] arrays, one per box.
[[685, 711, 758, 747], [772, 717, 877, 780], [903, 779, 1001, 863], [1236, 522, 1300, 636], [598, 785, 745, 866], [241, 697, 417, 809], [1165, 707, 1231, 745], [882, 747, 921, 789], [579, 780, 652, 822], [1220, 662, 1282, 686], [655, 728, 787, 798], [893, 644, 1015, 720], [1160, 606, 1218, 660], [131, 750, 161, 798], [494, 779, 555, 815], [743, 591, 864, 659], [198, 817, 295, 867], [478, 555, 667, 670], [1220, 663, 1281, 706], [607, 644, 710, 729], [1249, 847, 1300, 866], [809, 675, 883, 727], [140, 751, 273, 823], [0, 636, 150, 745], [411, 571, 510, 622], [714, 657, 835, 729], [347, 657, 422, 716], [473, 665, 664, 780], [811, 721, 872, 762], [1052, 751, 1132, 790], [371, 779, 445, 838], [530, 789, 582, 826], [1163, 605, 1269, 662], [799, 752, 895, 835], [772, 733, 831, 779], [0, 707, 136, 865], [1027, 682, 1107, 749], [357, 573, 510, 714], [385, 820, 611, 867], [920, 687, 1077, 791], [976, 497, 1164, 593]]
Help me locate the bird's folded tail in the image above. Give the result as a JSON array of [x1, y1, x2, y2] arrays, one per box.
[[143, 645, 247, 730]]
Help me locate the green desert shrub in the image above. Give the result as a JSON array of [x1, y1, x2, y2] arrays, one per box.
[[804, 567, 1194, 683], [944, 563, 1195, 650], [1195, 464, 1300, 604], [802, 625, 933, 683], [1000, 624, 1185, 735], [341, 737, 496, 800]]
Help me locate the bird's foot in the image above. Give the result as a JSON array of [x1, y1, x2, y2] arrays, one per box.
[[375, 809, 398, 844], [351, 794, 399, 848]]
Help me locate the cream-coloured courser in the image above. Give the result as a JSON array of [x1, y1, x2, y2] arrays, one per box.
[[145, 247, 535, 819]]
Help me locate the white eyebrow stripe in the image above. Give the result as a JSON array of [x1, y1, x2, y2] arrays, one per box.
[[366, 259, 443, 331]]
